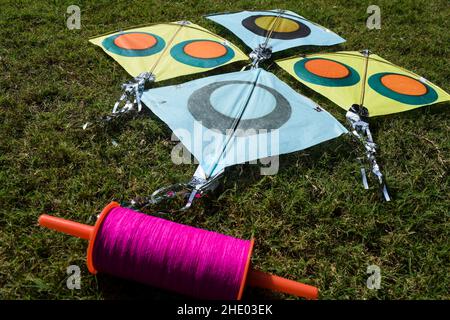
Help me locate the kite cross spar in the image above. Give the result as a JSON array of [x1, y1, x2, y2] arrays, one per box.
[[276, 50, 450, 201]]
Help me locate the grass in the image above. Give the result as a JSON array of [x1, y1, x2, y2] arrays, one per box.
[[0, 0, 449, 300]]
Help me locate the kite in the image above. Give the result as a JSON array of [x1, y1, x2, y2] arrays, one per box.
[[87, 21, 248, 123], [132, 68, 348, 210], [206, 9, 345, 67], [276, 50, 450, 200]]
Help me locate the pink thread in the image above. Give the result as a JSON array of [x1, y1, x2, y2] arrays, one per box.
[[92, 207, 251, 299], [166, 191, 175, 197]]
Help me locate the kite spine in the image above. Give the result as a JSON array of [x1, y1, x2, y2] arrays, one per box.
[[207, 69, 264, 179], [359, 49, 371, 108]]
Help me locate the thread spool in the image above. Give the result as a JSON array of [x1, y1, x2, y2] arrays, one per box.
[[38, 202, 318, 300]]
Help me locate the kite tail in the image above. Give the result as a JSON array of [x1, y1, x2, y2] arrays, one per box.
[[82, 72, 155, 130], [123, 169, 224, 213], [346, 105, 391, 202]]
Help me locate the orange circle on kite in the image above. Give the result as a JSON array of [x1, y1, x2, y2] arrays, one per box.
[[183, 41, 227, 59], [305, 59, 350, 79], [255, 16, 300, 33], [380, 74, 427, 96], [113, 33, 157, 50]]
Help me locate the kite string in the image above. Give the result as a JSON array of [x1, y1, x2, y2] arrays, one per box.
[[359, 50, 371, 107], [93, 206, 252, 299]]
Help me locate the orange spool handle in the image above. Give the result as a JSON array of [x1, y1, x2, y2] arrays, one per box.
[[247, 269, 318, 300], [38, 213, 319, 300], [39, 214, 94, 240]]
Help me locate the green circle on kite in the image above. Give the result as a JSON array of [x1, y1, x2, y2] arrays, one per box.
[[368, 72, 438, 105], [170, 39, 235, 68], [293, 58, 360, 87], [102, 32, 165, 57]]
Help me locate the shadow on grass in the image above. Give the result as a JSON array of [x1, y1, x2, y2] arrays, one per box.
[[96, 273, 284, 300]]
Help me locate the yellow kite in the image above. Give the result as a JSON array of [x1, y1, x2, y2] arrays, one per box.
[[84, 21, 249, 126], [278, 51, 449, 201], [90, 21, 248, 81], [276, 51, 449, 117]]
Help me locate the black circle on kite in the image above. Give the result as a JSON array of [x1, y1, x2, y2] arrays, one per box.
[[241, 15, 311, 40], [102, 32, 165, 57], [170, 39, 235, 68], [294, 58, 360, 87], [188, 81, 292, 135], [368, 72, 438, 105]]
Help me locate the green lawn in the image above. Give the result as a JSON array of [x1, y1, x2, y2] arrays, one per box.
[[0, 0, 448, 300]]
